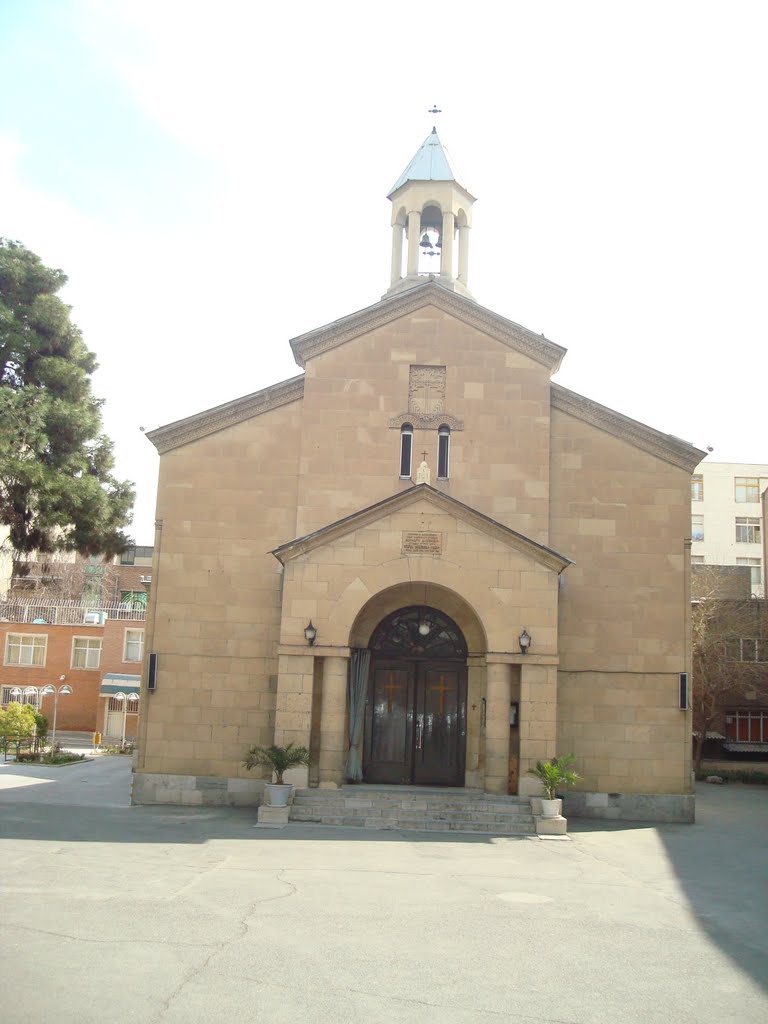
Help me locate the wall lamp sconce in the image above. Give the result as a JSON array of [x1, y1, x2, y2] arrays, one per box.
[[304, 621, 317, 646], [518, 628, 531, 655]]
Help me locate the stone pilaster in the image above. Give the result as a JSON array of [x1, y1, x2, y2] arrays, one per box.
[[484, 661, 511, 794], [274, 652, 315, 788], [318, 655, 349, 788], [518, 663, 558, 797]]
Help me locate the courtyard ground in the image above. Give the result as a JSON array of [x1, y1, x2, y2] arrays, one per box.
[[0, 757, 766, 1024]]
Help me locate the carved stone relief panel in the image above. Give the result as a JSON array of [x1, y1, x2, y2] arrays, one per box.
[[409, 365, 446, 414]]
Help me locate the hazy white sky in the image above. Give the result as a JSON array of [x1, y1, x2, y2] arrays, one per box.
[[2, 0, 766, 543]]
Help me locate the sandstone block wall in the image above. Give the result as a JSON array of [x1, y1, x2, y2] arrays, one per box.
[[136, 401, 302, 781], [550, 407, 692, 796]]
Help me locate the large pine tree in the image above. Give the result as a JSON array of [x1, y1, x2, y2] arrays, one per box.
[[0, 238, 134, 560]]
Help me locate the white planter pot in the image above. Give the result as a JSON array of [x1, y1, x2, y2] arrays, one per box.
[[265, 783, 293, 808], [541, 798, 561, 818]]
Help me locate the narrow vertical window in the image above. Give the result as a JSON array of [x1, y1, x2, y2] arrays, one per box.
[[400, 424, 413, 478], [437, 425, 450, 479]]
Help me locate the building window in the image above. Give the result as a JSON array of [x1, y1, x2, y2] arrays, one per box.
[[725, 708, 768, 742], [399, 424, 413, 478], [734, 477, 768, 503], [121, 590, 148, 610], [691, 474, 704, 501], [736, 557, 762, 588], [124, 629, 145, 663], [72, 637, 102, 670], [437, 425, 451, 479], [725, 638, 768, 662], [4, 633, 47, 667], [735, 517, 761, 544], [691, 515, 704, 542], [691, 555, 705, 564]]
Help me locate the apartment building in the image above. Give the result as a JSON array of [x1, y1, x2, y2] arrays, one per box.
[[691, 462, 768, 598], [0, 546, 153, 742]]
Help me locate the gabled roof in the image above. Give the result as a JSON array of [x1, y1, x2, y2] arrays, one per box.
[[272, 483, 572, 573], [551, 383, 706, 472], [388, 128, 470, 197], [146, 374, 304, 455], [290, 279, 566, 373]]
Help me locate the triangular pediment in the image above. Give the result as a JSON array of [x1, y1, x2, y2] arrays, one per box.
[[289, 281, 566, 374], [272, 483, 571, 573]]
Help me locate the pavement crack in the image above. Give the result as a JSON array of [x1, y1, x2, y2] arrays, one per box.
[[202, 968, 586, 1023], [338, 985, 585, 1022], [151, 944, 223, 1023], [10, 923, 215, 948], [149, 869, 299, 1023], [250, 867, 298, 904]]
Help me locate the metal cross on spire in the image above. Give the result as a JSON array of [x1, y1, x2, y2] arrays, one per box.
[[428, 103, 442, 133]]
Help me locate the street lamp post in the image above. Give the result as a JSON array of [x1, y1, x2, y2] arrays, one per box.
[[40, 680, 73, 747]]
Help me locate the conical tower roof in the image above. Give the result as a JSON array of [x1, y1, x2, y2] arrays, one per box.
[[388, 128, 469, 196]]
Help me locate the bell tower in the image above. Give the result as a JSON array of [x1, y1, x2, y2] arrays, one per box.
[[385, 127, 476, 300]]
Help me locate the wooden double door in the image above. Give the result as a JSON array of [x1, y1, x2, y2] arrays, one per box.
[[364, 658, 467, 786]]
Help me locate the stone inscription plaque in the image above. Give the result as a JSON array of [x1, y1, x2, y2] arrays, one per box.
[[402, 531, 442, 556]]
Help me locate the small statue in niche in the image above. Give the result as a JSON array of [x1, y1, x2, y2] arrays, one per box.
[[415, 458, 431, 485]]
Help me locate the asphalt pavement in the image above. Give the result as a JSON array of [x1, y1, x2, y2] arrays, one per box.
[[0, 756, 766, 1024]]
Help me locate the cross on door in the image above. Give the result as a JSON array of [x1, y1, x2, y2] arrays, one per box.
[[429, 675, 453, 714], [381, 673, 404, 714]]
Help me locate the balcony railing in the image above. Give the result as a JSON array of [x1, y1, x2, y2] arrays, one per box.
[[0, 599, 146, 626]]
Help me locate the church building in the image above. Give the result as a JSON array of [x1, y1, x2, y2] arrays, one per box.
[[134, 129, 703, 822]]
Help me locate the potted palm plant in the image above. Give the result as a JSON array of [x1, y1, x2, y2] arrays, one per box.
[[243, 742, 310, 807], [527, 754, 580, 817]]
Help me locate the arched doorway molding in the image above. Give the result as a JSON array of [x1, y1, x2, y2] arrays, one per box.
[[348, 582, 487, 655], [350, 586, 486, 787]]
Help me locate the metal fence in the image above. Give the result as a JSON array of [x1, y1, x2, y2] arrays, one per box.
[[0, 599, 147, 625]]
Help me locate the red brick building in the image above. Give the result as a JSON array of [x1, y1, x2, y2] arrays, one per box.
[[0, 548, 152, 742]]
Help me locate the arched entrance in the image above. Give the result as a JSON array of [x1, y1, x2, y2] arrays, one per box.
[[364, 606, 468, 785]]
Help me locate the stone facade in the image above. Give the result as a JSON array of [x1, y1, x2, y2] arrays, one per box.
[[132, 287, 703, 821], [134, 134, 704, 822]]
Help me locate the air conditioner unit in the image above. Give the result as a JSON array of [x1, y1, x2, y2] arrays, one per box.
[[84, 611, 107, 625]]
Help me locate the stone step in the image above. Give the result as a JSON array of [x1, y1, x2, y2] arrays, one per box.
[[288, 813, 534, 835], [292, 801, 531, 815], [288, 806, 536, 823], [288, 787, 536, 834], [293, 790, 530, 808]]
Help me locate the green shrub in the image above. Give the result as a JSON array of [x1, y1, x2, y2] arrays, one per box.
[[527, 754, 580, 799], [242, 743, 310, 784], [40, 751, 87, 765]]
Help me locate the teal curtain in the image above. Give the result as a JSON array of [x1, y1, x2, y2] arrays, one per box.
[[344, 649, 370, 782]]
